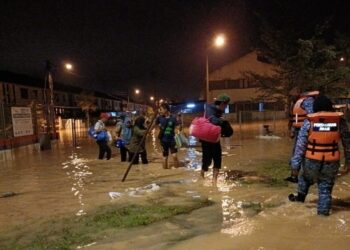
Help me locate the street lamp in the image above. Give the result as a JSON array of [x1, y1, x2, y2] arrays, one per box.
[[65, 63, 73, 70], [127, 88, 141, 111], [150, 96, 154, 101], [41, 60, 73, 150], [206, 34, 226, 102]]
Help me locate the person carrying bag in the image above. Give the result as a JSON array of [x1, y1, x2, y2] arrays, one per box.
[[194, 93, 231, 185]]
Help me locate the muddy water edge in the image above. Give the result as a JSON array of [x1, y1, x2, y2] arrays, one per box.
[[0, 128, 350, 249]]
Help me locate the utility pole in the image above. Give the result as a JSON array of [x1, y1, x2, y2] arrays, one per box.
[[40, 60, 53, 150]]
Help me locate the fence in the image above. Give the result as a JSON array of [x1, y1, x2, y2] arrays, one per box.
[[0, 102, 52, 149], [181, 110, 289, 138]]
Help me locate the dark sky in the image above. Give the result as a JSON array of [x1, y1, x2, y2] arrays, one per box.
[[0, 0, 349, 101]]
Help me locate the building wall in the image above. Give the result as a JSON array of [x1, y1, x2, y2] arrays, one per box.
[[209, 51, 277, 104]]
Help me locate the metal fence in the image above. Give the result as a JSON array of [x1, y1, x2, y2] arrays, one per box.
[[181, 110, 289, 138]]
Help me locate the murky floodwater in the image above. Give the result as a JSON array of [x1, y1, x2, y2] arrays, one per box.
[[1, 121, 350, 249]]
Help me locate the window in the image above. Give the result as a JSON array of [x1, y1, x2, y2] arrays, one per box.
[[227, 79, 240, 89], [209, 80, 226, 90], [20, 88, 29, 99]]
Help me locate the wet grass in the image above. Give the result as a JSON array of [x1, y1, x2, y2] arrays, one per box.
[[0, 199, 214, 250], [257, 160, 290, 187], [238, 160, 291, 187]]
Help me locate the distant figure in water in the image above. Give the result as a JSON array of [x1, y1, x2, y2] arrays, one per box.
[[289, 95, 350, 216]]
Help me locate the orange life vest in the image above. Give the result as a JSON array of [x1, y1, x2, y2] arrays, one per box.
[[305, 112, 343, 162], [291, 91, 319, 128]]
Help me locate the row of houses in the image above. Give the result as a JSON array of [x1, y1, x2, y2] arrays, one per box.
[[0, 70, 149, 149], [0, 70, 147, 115]]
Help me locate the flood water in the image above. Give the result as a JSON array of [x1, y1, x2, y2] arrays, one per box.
[[1, 121, 350, 249]]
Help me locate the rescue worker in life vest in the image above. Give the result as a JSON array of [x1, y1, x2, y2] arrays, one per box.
[[289, 95, 350, 216], [285, 90, 319, 183]]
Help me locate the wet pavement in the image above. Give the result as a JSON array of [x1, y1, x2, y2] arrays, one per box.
[[1, 122, 350, 249]]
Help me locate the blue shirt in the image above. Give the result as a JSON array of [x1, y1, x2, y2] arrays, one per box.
[[116, 119, 132, 144], [301, 96, 314, 115], [156, 115, 178, 142]]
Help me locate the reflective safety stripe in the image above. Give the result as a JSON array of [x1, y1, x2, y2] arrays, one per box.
[[305, 112, 343, 162]]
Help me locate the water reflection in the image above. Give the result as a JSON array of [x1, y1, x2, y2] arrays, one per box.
[[221, 196, 256, 236], [1, 121, 350, 249], [62, 153, 92, 216]]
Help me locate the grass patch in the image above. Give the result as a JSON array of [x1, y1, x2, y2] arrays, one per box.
[[256, 160, 291, 187], [0, 199, 214, 250]]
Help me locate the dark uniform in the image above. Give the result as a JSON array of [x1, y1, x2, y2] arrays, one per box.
[[286, 91, 318, 182], [290, 111, 350, 215]]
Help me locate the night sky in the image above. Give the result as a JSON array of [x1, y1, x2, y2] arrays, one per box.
[[1, 0, 349, 101]]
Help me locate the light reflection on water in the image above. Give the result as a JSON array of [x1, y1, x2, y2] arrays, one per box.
[[221, 196, 256, 236], [1, 123, 350, 249], [62, 153, 92, 216]]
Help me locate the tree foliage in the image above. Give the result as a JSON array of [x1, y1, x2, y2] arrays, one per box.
[[247, 6, 350, 107]]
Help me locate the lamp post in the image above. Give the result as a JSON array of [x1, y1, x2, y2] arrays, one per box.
[[206, 34, 226, 102], [40, 60, 73, 150]]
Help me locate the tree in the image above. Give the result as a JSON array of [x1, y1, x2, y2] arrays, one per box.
[[76, 91, 98, 127], [246, 19, 350, 114]]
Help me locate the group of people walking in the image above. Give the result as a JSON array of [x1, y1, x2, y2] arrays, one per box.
[[93, 90, 349, 216], [93, 102, 181, 168]]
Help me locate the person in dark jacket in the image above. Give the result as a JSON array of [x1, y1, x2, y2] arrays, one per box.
[[289, 95, 350, 216], [127, 116, 148, 164], [201, 93, 230, 185]]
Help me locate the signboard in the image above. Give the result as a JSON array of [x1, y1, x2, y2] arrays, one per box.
[[11, 107, 34, 137]]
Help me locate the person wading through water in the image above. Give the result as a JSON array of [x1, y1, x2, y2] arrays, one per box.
[[201, 93, 231, 185], [156, 103, 180, 169]]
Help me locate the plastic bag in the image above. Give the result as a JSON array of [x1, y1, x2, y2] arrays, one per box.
[[96, 130, 108, 141], [88, 126, 97, 138], [179, 132, 189, 146], [175, 134, 182, 148]]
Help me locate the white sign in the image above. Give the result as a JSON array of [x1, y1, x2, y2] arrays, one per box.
[[11, 107, 34, 137]]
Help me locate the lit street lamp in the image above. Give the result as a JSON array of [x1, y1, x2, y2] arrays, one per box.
[[41, 60, 73, 150], [65, 63, 73, 70], [206, 34, 226, 102], [126, 88, 141, 111]]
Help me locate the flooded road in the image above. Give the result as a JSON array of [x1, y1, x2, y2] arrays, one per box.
[[1, 122, 350, 249]]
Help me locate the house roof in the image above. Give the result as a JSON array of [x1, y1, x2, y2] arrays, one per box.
[[209, 51, 276, 80], [0, 70, 124, 100]]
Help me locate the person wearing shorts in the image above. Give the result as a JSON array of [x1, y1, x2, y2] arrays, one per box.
[[156, 103, 180, 169]]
